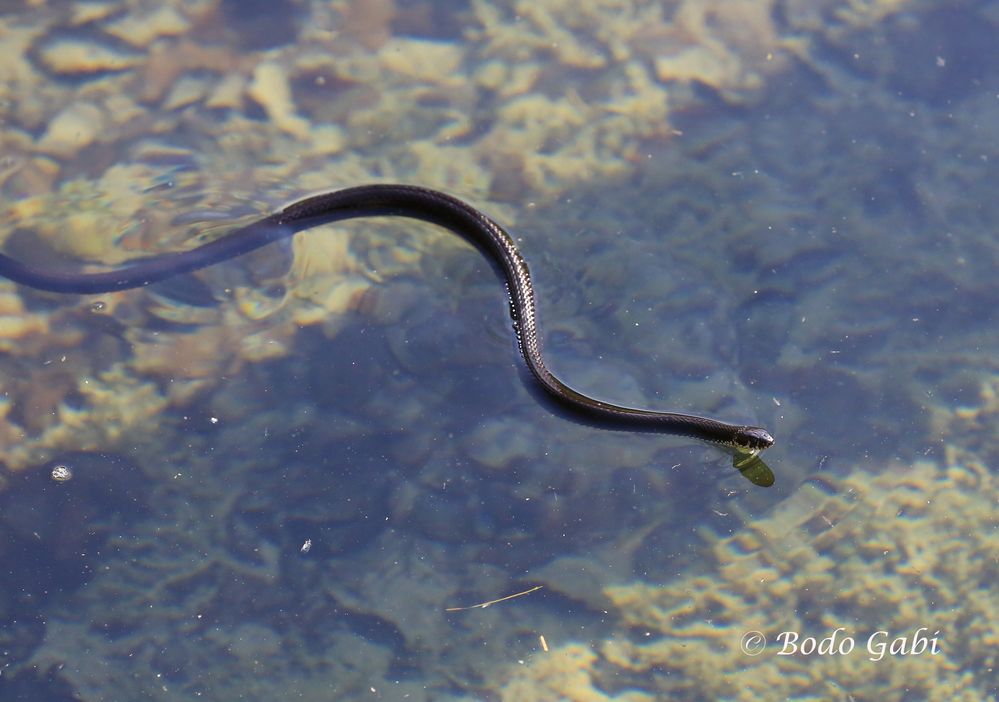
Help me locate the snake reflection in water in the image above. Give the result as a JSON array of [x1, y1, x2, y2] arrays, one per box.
[[0, 185, 775, 474]]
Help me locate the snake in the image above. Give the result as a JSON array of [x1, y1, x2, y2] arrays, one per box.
[[0, 184, 774, 454]]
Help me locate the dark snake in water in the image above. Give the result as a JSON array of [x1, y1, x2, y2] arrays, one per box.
[[0, 184, 774, 457]]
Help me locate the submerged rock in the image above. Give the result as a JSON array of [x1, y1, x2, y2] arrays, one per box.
[[33, 33, 142, 76]]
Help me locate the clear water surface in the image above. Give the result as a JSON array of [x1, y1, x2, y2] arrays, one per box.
[[0, 1, 996, 700]]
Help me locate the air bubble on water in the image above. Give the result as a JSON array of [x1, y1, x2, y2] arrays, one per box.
[[51, 464, 73, 482]]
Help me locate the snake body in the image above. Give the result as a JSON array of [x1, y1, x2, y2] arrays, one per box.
[[0, 184, 774, 453]]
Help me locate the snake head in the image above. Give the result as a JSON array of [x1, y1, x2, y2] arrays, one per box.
[[732, 426, 775, 453]]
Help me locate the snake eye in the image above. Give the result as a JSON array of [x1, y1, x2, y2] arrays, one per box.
[[734, 427, 775, 452]]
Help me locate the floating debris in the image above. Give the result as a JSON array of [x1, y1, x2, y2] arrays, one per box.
[[445, 585, 543, 612], [50, 464, 73, 482]]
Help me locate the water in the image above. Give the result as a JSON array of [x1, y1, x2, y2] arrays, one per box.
[[0, 1, 996, 700]]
